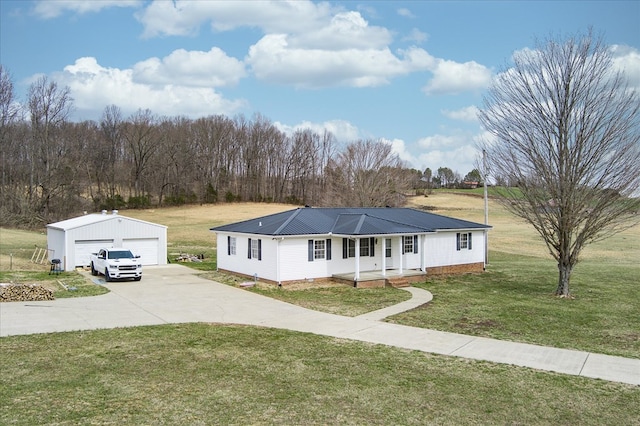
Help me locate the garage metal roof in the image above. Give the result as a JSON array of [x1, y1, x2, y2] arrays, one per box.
[[210, 207, 491, 236], [47, 211, 167, 231]]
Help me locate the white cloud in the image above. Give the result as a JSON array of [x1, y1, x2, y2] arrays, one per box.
[[423, 59, 493, 95], [381, 138, 418, 167], [57, 57, 246, 120], [290, 11, 392, 50], [418, 133, 465, 150], [403, 28, 429, 44], [275, 119, 360, 142], [415, 132, 482, 173], [32, 0, 140, 19], [417, 144, 480, 175], [442, 105, 479, 122], [397, 8, 416, 19], [610, 45, 640, 90], [132, 48, 246, 87], [135, 1, 488, 94], [136, 0, 335, 38], [246, 34, 427, 88]]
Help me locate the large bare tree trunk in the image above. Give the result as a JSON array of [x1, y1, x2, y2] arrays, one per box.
[[556, 260, 573, 297]]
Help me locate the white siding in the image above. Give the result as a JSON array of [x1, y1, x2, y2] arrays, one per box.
[[47, 228, 66, 266], [216, 233, 278, 282], [424, 230, 485, 268], [216, 230, 487, 283], [279, 238, 333, 282]]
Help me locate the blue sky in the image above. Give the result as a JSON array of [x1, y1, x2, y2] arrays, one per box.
[[1, 1, 639, 176]]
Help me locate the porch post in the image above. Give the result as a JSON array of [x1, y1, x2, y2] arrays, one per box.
[[420, 234, 426, 272], [354, 238, 360, 280], [276, 238, 281, 285], [398, 237, 403, 274], [381, 237, 386, 276]]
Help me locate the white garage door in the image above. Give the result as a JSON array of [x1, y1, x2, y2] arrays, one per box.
[[75, 239, 114, 267], [123, 238, 159, 265]]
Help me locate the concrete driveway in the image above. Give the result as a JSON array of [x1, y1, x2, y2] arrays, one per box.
[[1, 264, 638, 386]]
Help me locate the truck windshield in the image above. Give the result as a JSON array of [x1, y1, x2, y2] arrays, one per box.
[[108, 250, 134, 259]]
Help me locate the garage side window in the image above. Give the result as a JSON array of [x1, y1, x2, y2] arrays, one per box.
[[227, 236, 236, 256]]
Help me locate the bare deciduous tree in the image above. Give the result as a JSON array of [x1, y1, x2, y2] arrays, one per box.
[[27, 76, 74, 221], [0, 66, 22, 199], [0, 65, 21, 138], [98, 105, 126, 202], [478, 29, 640, 297], [324, 139, 409, 207], [123, 109, 158, 200]]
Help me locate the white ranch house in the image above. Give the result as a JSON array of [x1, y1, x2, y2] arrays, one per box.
[[211, 207, 491, 288]]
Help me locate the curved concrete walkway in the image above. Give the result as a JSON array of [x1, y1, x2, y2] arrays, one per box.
[[1, 265, 638, 386], [355, 287, 433, 321]]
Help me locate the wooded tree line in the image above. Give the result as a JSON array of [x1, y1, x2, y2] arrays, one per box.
[[3, 67, 480, 228]]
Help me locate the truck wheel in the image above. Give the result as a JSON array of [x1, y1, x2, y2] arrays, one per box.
[[105, 270, 112, 282], [134, 276, 141, 281], [90, 262, 97, 276]]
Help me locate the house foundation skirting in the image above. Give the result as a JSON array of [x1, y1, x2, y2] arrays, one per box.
[[218, 262, 485, 289], [216, 269, 335, 288], [426, 262, 485, 275]]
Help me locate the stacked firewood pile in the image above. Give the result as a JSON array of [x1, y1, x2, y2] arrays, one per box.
[[174, 253, 205, 262], [0, 283, 55, 302]]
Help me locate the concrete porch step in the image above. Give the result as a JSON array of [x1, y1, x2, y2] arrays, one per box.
[[386, 277, 410, 288]]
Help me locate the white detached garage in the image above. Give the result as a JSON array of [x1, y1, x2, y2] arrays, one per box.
[[47, 210, 168, 271]]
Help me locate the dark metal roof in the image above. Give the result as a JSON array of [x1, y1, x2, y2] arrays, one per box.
[[210, 207, 491, 236]]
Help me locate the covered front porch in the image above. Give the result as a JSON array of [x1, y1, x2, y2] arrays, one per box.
[[332, 268, 427, 288]]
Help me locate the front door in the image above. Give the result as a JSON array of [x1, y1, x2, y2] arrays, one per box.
[[385, 238, 393, 268]]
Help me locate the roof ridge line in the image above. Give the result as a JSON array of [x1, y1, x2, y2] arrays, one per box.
[[273, 208, 303, 235], [353, 214, 367, 234], [365, 210, 432, 232]]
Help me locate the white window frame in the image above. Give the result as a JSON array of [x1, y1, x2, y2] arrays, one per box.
[[348, 239, 356, 258], [314, 239, 326, 260], [251, 239, 259, 259], [403, 236, 413, 254], [229, 237, 236, 255], [460, 233, 469, 250], [359, 238, 370, 257]]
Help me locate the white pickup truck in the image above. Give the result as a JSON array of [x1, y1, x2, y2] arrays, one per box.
[[90, 248, 143, 281]]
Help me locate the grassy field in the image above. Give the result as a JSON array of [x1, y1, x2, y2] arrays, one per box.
[[1, 195, 639, 424], [2, 324, 639, 426], [123, 202, 293, 260]]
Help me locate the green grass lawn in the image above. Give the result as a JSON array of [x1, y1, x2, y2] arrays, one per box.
[[1, 324, 638, 426], [389, 251, 640, 359]]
